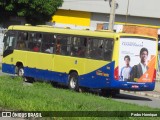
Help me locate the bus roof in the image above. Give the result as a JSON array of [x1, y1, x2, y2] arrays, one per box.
[[8, 25, 157, 40]]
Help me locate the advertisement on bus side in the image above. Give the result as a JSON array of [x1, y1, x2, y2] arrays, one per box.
[[119, 37, 156, 82]]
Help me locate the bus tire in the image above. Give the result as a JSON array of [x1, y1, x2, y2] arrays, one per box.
[[17, 66, 24, 77], [68, 72, 79, 91]]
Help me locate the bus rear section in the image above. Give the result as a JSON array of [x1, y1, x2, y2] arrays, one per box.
[[112, 36, 157, 91]]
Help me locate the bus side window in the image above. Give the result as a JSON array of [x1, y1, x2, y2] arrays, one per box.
[[77, 37, 87, 57], [28, 32, 35, 50], [16, 31, 28, 50], [87, 38, 104, 60], [55, 35, 70, 55], [70, 36, 86, 57], [42, 33, 55, 54], [104, 39, 113, 61], [28, 32, 42, 52], [70, 36, 78, 56]]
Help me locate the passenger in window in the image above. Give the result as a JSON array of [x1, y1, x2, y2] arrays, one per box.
[[33, 43, 40, 52], [38, 34, 42, 42], [28, 42, 34, 50], [56, 40, 61, 54], [17, 41, 25, 50], [104, 49, 112, 60], [71, 46, 78, 56], [45, 45, 51, 53], [78, 47, 85, 57]]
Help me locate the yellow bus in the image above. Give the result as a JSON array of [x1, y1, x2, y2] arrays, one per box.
[[2, 25, 158, 96]]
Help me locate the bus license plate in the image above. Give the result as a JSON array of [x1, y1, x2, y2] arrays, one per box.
[[131, 85, 139, 88]]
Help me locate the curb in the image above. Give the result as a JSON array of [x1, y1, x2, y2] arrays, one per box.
[[120, 90, 160, 99]]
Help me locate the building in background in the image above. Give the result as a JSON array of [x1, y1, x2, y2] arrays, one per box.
[[50, 0, 160, 36]]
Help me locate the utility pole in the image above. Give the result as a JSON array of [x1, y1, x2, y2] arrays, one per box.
[[108, 0, 116, 31], [125, 0, 130, 24]]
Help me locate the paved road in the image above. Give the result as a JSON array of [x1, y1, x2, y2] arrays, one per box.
[[114, 92, 160, 109]]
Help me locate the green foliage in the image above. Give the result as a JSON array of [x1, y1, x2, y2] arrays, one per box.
[[0, 0, 63, 25]]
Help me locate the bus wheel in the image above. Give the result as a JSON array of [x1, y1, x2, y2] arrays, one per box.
[[17, 66, 24, 77], [68, 72, 79, 91]]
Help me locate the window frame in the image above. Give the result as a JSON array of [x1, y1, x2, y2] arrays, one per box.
[[4, 30, 114, 61]]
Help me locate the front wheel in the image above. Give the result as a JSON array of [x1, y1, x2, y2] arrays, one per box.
[[68, 72, 79, 91], [17, 66, 24, 77], [17, 66, 34, 83]]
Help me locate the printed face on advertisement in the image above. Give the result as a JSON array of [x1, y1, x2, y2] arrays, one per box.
[[124, 58, 130, 66], [119, 37, 156, 83], [140, 51, 148, 63]]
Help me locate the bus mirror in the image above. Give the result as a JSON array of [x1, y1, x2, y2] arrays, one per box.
[[3, 34, 7, 42]]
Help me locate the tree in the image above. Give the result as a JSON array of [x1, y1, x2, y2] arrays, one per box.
[[0, 0, 63, 25]]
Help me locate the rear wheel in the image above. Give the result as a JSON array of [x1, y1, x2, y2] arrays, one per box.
[[68, 72, 79, 91]]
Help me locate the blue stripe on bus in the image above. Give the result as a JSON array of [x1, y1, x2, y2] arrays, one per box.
[[2, 64, 15, 74], [24, 66, 68, 84], [2, 63, 155, 91], [79, 61, 115, 88]]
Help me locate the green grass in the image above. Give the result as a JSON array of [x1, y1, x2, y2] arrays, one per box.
[[0, 76, 160, 119]]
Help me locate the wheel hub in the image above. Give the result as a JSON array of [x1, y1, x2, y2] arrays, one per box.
[[70, 78, 76, 89], [19, 68, 24, 76]]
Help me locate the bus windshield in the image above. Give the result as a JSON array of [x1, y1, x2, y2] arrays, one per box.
[[3, 31, 17, 51]]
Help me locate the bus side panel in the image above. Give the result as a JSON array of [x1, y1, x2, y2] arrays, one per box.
[[2, 63, 15, 74], [2, 51, 15, 74], [13, 50, 27, 67], [23, 54, 86, 84], [2, 50, 28, 75], [25, 52, 54, 71], [24, 52, 55, 79], [78, 37, 118, 89], [79, 61, 115, 88], [53, 55, 85, 83], [24, 67, 68, 83]]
